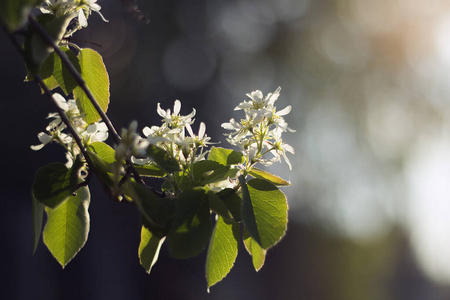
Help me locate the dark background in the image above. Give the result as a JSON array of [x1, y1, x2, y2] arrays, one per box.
[[2, 0, 450, 299]]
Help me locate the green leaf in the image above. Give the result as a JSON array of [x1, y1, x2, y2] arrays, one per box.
[[206, 215, 240, 291], [192, 160, 230, 185], [52, 47, 80, 95], [124, 181, 169, 237], [133, 164, 166, 178], [208, 192, 234, 221], [208, 147, 243, 166], [86, 150, 114, 186], [39, 52, 59, 91], [32, 194, 45, 254], [168, 188, 212, 259], [0, 0, 42, 32], [243, 229, 266, 272], [216, 188, 242, 222], [24, 13, 75, 76], [239, 177, 288, 250], [32, 163, 78, 208], [43, 185, 90, 268], [146, 145, 181, 174], [139, 225, 165, 274], [73, 48, 110, 124], [88, 142, 116, 163], [248, 167, 290, 186]]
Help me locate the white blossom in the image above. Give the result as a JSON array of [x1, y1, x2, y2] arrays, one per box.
[[222, 87, 295, 171], [31, 93, 109, 168], [156, 100, 196, 129]]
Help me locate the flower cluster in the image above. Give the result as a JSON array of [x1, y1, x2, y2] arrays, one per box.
[[39, 0, 108, 32], [141, 100, 212, 168], [31, 93, 108, 167], [222, 87, 295, 170], [115, 121, 149, 164]]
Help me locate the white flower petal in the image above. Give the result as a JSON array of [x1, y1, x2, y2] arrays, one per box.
[[186, 123, 195, 138], [97, 122, 108, 132], [52, 93, 68, 111], [157, 103, 166, 118], [277, 105, 292, 116], [131, 157, 151, 165], [92, 131, 108, 142], [198, 122, 206, 139], [78, 9, 88, 28], [38, 132, 52, 144], [30, 144, 46, 151], [174, 100, 181, 115], [142, 126, 152, 137], [86, 123, 97, 134]]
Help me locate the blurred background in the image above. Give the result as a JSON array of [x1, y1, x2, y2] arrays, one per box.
[[2, 0, 450, 299]]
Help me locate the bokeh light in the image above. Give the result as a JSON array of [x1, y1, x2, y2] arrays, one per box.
[[5, 0, 450, 298]]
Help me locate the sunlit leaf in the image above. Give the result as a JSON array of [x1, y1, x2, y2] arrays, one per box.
[[86, 150, 114, 186], [192, 160, 230, 185], [73, 48, 110, 124], [43, 185, 90, 268], [32, 162, 78, 208], [168, 188, 212, 259], [208, 147, 243, 166], [216, 188, 242, 222], [239, 176, 288, 250], [243, 229, 266, 272], [39, 52, 59, 91], [248, 167, 290, 186], [52, 47, 80, 95], [206, 215, 240, 291], [88, 141, 115, 163], [139, 225, 165, 274], [208, 192, 234, 221]]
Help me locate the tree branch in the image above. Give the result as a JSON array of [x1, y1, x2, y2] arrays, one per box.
[[27, 15, 157, 192], [27, 15, 121, 144]]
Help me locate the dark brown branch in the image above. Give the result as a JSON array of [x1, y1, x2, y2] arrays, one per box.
[[27, 15, 154, 191], [27, 15, 121, 144]]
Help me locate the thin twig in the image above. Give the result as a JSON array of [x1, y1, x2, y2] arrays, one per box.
[[27, 15, 121, 144], [27, 15, 152, 190], [36, 75, 96, 170]]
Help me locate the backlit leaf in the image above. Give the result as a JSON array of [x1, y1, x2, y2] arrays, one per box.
[[124, 181, 169, 238], [32, 162, 78, 208], [243, 229, 266, 272], [52, 47, 80, 95], [168, 188, 212, 259], [208, 147, 243, 166], [248, 167, 290, 186], [239, 176, 288, 250], [74, 48, 110, 124], [88, 141, 115, 163], [43, 185, 90, 268], [206, 215, 240, 291], [192, 160, 230, 185], [139, 226, 165, 274]]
